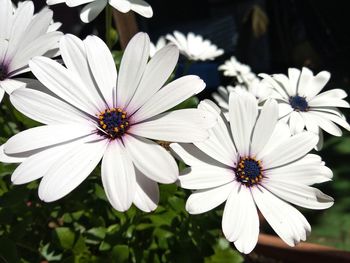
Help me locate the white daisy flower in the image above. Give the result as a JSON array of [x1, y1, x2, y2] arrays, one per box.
[[1, 33, 215, 212], [219, 56, 258, 86], [47, 0, 153, 23], [260, 67, 350, 149], [150, 36, 166, 58], [0, 0, 62, 103], [171, 93, 334, 254], [166, 31, 224, 61], [212, 80, 272, 117]]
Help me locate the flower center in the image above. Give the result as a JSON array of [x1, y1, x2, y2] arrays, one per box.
[[97, 108, 129, 139], [0, 65, 8, 81], [289, 95, 308, 112], [236, 157, 263, 186]]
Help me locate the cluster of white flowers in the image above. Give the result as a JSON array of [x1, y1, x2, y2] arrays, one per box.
[[0, 0, 349, 255]]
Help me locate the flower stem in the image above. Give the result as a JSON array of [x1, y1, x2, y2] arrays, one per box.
[[105, 5, 113, 49]]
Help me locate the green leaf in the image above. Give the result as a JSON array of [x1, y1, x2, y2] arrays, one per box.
[[111, 245, 129, 263], [54, 227, 76, 250]]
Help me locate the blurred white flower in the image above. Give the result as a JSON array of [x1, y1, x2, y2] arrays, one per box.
[[260, 67, 350, 150], [47, 0, 153, 23], [1, 33, 215, 212], [166, 31, 224, 61], [150, 37, 166, 58], [219, 56, 258, 86], [212, 79, 273, 117], [0, 0, 62, 103], [171, 93, 333, 254]]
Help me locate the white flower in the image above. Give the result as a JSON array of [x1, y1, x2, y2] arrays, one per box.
[[171, 93, 333, 254], [260, 67, 350, 150], [150, 37, 166, 58], [0, 33, 215, 212], [219, 56, 258, 86], [212, 80, 272, 116], [0, 0, 62, 103], [47, 0, 153, 23], [166, 31, 224, 61]]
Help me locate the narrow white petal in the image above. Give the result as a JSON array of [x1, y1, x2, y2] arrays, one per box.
[[85, 35, 117, 108], [10, 87, 91, 125], [109, 0, 131, 12], [38, 139, 107, 202], [287, 68, 301, 95], [133, 168, 159, 212], [222, 183, 259, 254], [123, 134, 178, 184], [313, 88, 347, 100], [130, 109, 213, 143], [289, 111, 305, 135], [251, 99, 279, 156], [297, 67, 313, 95], [66, 0, 95, 7], [170, 143, 227, 167], [128, 44, 179, 113], [229, 91, 258, 156], [0, 0, 13, 39], [132, 75, 205, 122], [102, 140, 136, 211], [308, 96, 350, 108], [0, 88, 4, 103], [261, 132, 318, 169], [303, 71, 331, 98], [4, 124, 94, 155], [129, 0, 153, 18], [29, 56, 99, 115], [60, 34, 106, 109], [185, 182, 233, 214], [0, 144, 26, 163], [117, 32, 150, 107], [252, 186, 311, 247], [263, 181, 334, 210], [179, 165, 235, 190], [80, 0, 107, 23], [306, 111, 342, 136]]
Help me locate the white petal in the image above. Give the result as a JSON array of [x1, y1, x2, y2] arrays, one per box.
[[132, 75, 205, 122], [0, 144, 26, 163], [308, 96, 350, 108], [80, 0, 107, 23], [252, 186, 311, 247], [130, 109, 213, 143], [109, 0, 131, 12], [251, 99, 279, 156], [133, 168, 159, 212], [222, 183, 259, 254], [287, 68, 301, 95], [0, 88, 4, 103], [303, 71, 331, 98], [38, 138, 107, 202], [313, 111, 350, 131], [0, 0, 13, 39], [314, 88, 347, 100], [102, 140, 136, 211], [179, 165, 235, 190], [0, 78, 26, 94], [229, 91, 258, 156], [127, 44, 179, 113], [47, 0, 66, 5], [29, 56, 99, 115], [261, 132, 318, 169], [265, 155, 332, 185], [4, 124, 94, 155], [117, 32, 150, 108], [60, 34, 106, 109], [306, 111, 342, 136], [85, 35, 117, 108], [129, 0, 153, 18], [123, 134, 178, 184], [289, 111, 305, 135], [10, 87, 91, 125], [263, 181, 334, 210], [185, 182, 233, 214], [11, 139, 86, 184], [297, 67, 313, 96], [66, 0, 95, 7], [170, 143, 227, 167]]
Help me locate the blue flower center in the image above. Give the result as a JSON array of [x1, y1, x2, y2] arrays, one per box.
[[236, 157, 263, 186], [0, 65, 8, 81], [289, 95, 309, 112], [98, 108, 129, 139]]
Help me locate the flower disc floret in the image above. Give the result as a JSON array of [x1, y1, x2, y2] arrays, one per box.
[[236, 157, 263, 186], [289, 95, 309, 112], [98, 108, 129, 139]]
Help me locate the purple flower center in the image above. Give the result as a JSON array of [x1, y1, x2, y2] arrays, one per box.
[[98, 108, 129, 139], [289, 95, 309, 112], [236, 157, 263, 186]]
